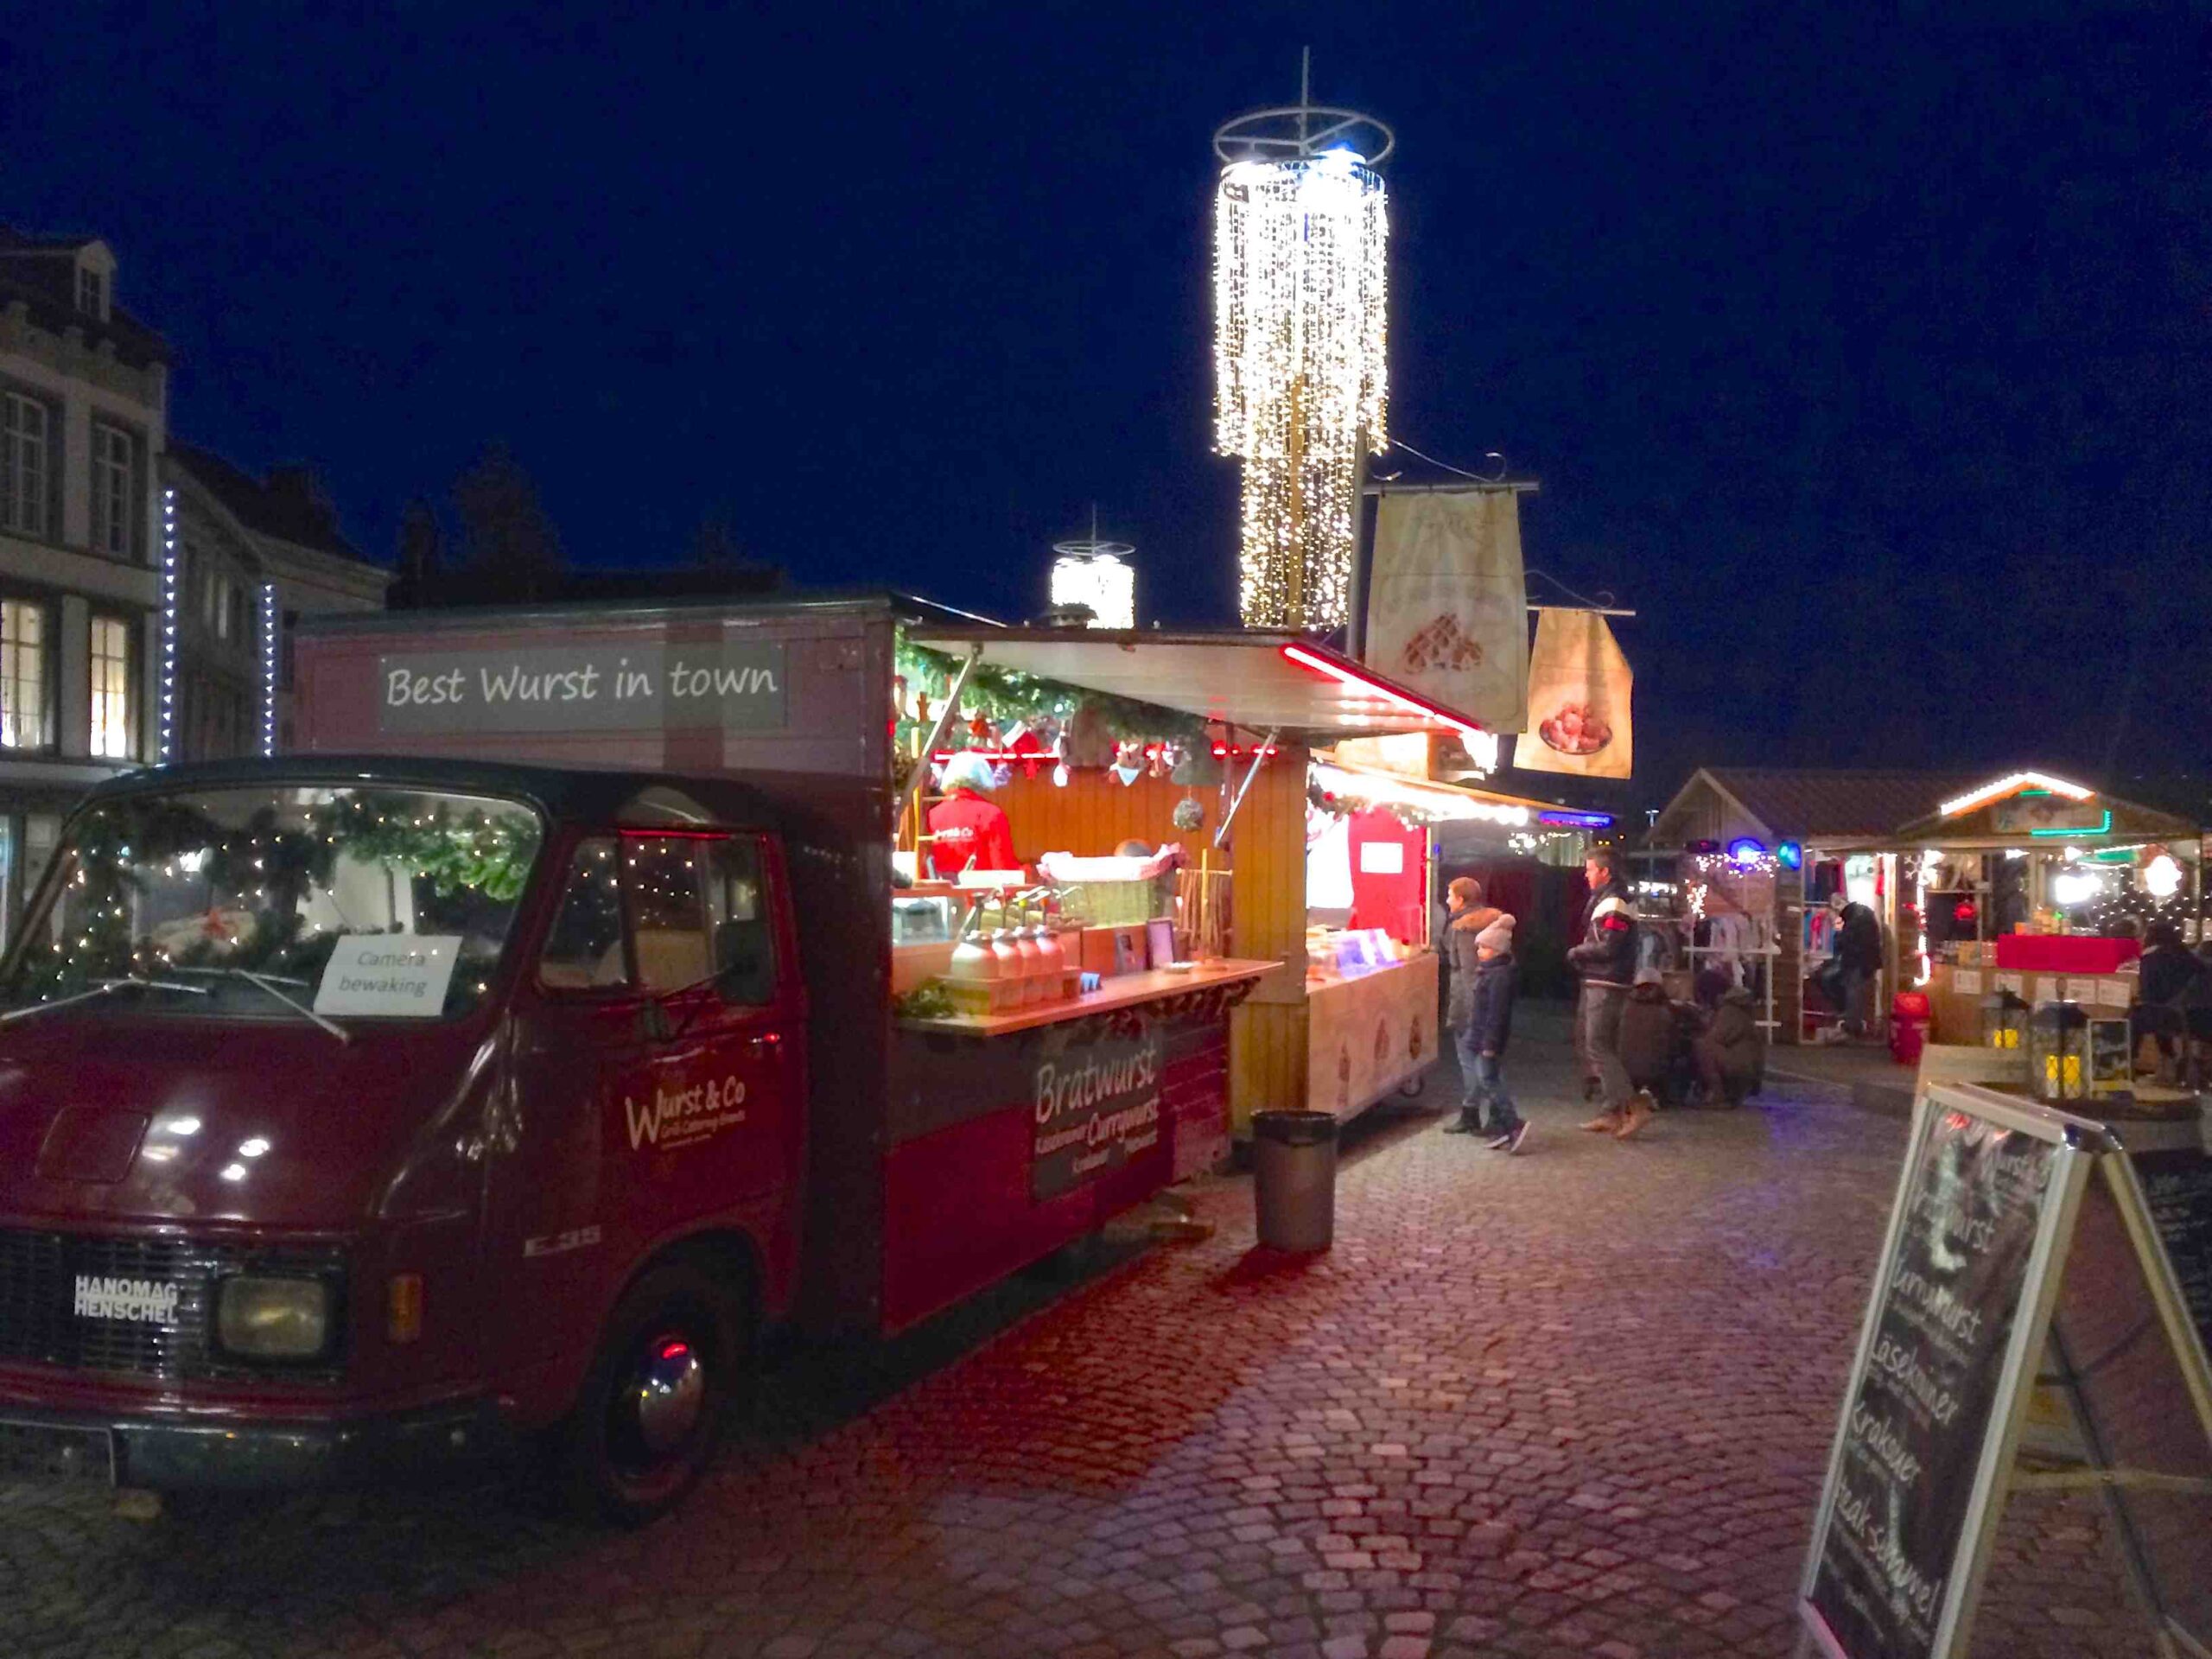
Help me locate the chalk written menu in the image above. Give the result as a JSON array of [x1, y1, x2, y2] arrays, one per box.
[[1808, 1108, 2059, 1659], [2134, 1146, 2212, 1363]]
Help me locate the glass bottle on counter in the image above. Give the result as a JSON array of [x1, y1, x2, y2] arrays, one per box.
[[1011, 916, 1045, 1005], [1033, 907, 1065, 1002], [989, 906, 1023, 998]]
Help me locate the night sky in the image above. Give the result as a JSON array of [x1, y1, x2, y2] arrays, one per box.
[[11, 3, 2210, 808]]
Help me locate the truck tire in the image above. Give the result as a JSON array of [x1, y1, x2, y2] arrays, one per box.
[[560, 1261, 746, 1525]]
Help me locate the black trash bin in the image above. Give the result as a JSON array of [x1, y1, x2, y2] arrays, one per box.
[[1252, 1109, 1338, 1252]]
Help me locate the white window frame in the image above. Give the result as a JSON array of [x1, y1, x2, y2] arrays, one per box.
[[91, 422, 134, 558], [0, 598, 50, 751], [2, 393, 50, 540], [78, 267, 105, 320], [89, 613, 133, 760]]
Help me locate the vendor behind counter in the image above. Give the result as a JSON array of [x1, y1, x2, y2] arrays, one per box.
[[926, 753, 1021, 880]]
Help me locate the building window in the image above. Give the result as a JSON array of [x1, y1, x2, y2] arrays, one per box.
[[78, 267, 105, 319], [206, 569, 231, 638], [0, 600, 49, 750], [1, 393, 49, 540], [90, 614, 133, 760], [91, 423, 134, 558]]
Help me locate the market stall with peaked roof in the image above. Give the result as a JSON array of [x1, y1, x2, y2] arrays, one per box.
[[1647, 766, 2207, 1047]]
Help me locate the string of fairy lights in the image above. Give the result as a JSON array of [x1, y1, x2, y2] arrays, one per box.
[[1214, 133, 1389, 631]]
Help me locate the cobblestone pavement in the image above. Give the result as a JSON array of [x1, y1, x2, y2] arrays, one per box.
[[1, 1023, 2152, 1658]]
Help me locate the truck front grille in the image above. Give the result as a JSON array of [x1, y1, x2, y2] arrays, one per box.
[[0, 1229, 346, 1383]]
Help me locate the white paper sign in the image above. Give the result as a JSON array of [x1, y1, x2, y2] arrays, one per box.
[[1357, 841, 1405, 874], [2097, 977, 2133, 1009], [2034, 976, 2061, 1007], [1952, 969, 1984, 995], [1995, 972, 2024, 995], [315, 935, 461, 1017]]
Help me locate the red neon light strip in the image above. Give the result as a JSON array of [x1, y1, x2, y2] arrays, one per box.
[[1279, 643, 1485, 737]]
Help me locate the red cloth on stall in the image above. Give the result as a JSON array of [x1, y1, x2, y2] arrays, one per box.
[[1345, 809, 1429, 944], [926, 788, 1019, 879]]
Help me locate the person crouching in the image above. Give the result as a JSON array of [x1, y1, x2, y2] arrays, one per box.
[[1443, 882, 1529, 1154]]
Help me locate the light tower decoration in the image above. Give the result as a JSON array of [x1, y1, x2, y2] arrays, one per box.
[[1048, 512, 1137, 629], [1213, 61, 1391, 631]]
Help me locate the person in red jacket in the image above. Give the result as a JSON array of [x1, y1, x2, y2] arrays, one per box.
[[926, 752, 1020, 880]]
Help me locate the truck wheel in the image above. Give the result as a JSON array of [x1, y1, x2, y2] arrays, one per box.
[[562, 1262, 745, 1525]]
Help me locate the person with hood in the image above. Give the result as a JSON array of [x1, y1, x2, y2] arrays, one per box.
[[1827, 889, 1883, 1039], [1569, 848, 1650, 1139], [1618, 969, 1688, 1108], [1440, 877, 1528, 1152], [925, 752, 1020, 880], [1694, 986, 1764, 1107]]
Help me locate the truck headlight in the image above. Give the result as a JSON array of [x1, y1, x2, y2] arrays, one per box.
[[215, 1276, 333, 1360]]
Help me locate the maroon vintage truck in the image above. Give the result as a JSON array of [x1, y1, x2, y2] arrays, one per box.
[[0, 596, 1273, 1519]]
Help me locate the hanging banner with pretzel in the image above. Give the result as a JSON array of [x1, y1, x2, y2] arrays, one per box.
[[1515, 608, 1633, 780], [1363, 491, 1529, 733]]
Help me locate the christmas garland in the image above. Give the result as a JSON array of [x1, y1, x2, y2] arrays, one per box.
[[896, 638, 1212, 749], [1306, 779, 1452, 831], [9, 792, 544, 1001]]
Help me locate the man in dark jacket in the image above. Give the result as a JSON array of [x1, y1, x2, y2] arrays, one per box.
[[1827, 891, 1883, 1039], [1569, 849, 1649, 1139], [1442, 880, 1528, 1151]]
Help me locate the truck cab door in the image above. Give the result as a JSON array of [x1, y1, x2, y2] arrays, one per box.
[[608, 832, 801, 1227]]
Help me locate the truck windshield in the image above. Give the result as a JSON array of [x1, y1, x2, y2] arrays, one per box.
[[0, 785, 545, 1021]]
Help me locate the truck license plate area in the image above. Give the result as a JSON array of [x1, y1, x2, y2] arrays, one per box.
[[0, 1420, 115, 1484]]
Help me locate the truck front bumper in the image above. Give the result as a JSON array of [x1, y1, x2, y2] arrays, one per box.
[[0, 1397, 507, 1491]]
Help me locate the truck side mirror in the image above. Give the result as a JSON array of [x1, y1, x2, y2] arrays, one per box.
[[638, 999, 673, 1045]]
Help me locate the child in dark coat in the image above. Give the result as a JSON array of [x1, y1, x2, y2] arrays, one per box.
[[1445, 906, 1529, 1153]]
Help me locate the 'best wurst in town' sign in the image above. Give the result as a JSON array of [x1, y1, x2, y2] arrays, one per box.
[[376, 642, 786, 734]]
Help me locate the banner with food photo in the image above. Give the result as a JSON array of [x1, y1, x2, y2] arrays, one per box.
[[1363, 491, 1529, 731], [1514, 609, 1631, 779]]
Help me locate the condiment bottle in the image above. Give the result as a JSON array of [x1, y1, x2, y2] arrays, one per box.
[[947, 903, 996, 984], [1033, 909, 1065, 1002], [1011, 916, 1045, 1005], [988, 904, 1023, 1001]]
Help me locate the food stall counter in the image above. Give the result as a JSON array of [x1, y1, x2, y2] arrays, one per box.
[[895, 958, 1278, 1038], [1305, 943, 1440, 1121]]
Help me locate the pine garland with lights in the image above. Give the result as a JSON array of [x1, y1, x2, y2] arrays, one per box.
[[894, 639, 1211, 751], [3, 793, 543, 1005]]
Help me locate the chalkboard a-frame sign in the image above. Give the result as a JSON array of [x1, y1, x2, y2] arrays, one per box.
[[1797, 1084, 2100, 1659]]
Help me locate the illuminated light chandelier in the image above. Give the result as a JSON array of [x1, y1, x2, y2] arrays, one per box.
[[1213, 66, 1392, 631], [1048, 511, 1137, 629]]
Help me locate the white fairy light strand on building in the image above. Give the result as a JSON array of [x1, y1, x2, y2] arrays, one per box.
[[159, 487, 180, 763], [1214, 149, 1388, 629], [258, 582, 280, 757]]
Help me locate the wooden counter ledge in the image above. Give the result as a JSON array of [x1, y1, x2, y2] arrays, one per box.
[[895, 959, 1278, 1038]]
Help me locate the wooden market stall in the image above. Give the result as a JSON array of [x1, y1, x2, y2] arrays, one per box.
[[1648, 766, 2207, 1047], [1885, 772, 2203, 1048]]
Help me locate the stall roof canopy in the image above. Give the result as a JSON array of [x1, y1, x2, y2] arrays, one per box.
[[1312, 760, 1608, 828], [906, 626, 1486, 742], [1653, 766, 2205, 852], [1891, 771, 2201, 846], [1651, 768, 1986, 847]]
